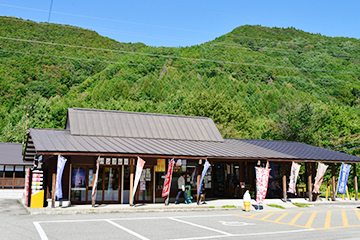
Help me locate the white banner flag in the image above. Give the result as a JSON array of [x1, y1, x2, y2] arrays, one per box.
[[313, 163, 328, 194], [92, 156, 100, 198], [288, 162, 301, 195], [132, 157, 146, 199], [55, 155, 67, 199]]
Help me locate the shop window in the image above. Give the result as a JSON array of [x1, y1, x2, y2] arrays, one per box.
[[0, 165, 3, 179], [155, 159, 166, 192], [104, 167, 119, 201], [71, 167, 87, 202], [123, 166, 130, 190], [15, 166, 25, 178], [5, 166, 14, 178]]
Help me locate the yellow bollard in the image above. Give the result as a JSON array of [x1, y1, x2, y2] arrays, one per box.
[[325, 184, 331, 201], [346, 186, 350, 200]]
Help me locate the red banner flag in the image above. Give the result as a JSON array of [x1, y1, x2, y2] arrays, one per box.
[[256, 164, 270, 205], [162, 159, 175, 198]]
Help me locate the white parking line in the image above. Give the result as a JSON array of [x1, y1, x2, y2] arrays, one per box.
[[168, 217, 232, 236], [32, 213, 254, 240], [35, 213, 235, 223], [33, 222, 48, 240], [168, 229, 315, 240], [105, 219, 150, 240]]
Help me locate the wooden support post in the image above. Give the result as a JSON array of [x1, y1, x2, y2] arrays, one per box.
[[305, 163, 308, 199], [307, 163, 312, 202], [332, 163, 336, 201], [239, 161, 245, 198], [312, 162, 317, 201], [211, 161, 214, 197], [2, 166, 5, 188], [12, 168, 15, 189], [282, 162, 287, 202], [129, 158, 134, 206], [51, 172, 56, 208], [354, 163, 358, 201]]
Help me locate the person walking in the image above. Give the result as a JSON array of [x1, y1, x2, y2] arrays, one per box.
[[175, 173, 189, 204]]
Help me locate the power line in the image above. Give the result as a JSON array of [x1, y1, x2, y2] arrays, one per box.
[[1, 49, 359, 85], [2, 16, 359, 54], [338, 145, 360, 152], [331, 139, 360, 149], [1, 36, 357, 75], [227, 33, 360, 46], [0, 3, 220, 35], [48, 0, 54, 23], [209, 42, 360, 59], [0, 17, 202, 44]]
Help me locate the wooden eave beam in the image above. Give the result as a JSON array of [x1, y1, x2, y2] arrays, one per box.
[[33, 152, 360, 164]]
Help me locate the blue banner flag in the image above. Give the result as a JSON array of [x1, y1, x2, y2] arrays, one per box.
[[55, 155, 67, 199], [197, 160, 210, 198], [337, 163, 351, 195]]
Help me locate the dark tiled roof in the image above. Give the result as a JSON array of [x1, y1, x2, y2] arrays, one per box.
[[0, 142, 31, 165], [28, 129, 295, 159], [66, 108, 224, 142], [238, 139, 360, 162]]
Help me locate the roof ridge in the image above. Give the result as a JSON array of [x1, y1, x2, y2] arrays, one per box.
[[0, 142, 22, 145], [31, 128, 70, 132], [70, 108, 210, 120]]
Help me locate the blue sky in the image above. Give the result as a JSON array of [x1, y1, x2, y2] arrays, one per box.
[[1, 0, 359, 47]]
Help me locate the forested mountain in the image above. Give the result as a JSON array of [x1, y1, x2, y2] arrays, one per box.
[[1, 16, 360, 156]]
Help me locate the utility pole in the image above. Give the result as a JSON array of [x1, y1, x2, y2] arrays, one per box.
[[22, 105, 36, 144]]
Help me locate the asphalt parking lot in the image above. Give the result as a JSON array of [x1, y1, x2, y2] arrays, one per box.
[[2, 199, 360, 240], [34, 208, 360, 240]]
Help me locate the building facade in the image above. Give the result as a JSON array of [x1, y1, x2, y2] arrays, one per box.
[[23, 108, 360, 206]]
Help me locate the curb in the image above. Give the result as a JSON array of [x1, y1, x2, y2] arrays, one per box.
[[24, 205, 244, 215]]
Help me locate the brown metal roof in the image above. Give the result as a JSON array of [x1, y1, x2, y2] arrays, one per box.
[[28, 129, 295, 159], [66, 108, 224, 142], [239, 139, 360, 162], [0, 143, 32, 165]]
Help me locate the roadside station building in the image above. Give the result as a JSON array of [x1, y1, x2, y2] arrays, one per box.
[[23, 108, 360, 206]]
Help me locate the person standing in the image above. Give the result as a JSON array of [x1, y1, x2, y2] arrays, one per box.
[[175, 173, 188, 204]]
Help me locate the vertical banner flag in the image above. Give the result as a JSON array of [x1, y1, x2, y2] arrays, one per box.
[[55, 155, 67, 199], [313, 163, 328, 194], [288, 162, 301, 194], [132, 157, 146, 199], [162, 159, 175, 198], [92, 156, 100, 198], [337, 163, 351, 195], [255, 162, 270, 205], [197, 160, 210, 198]]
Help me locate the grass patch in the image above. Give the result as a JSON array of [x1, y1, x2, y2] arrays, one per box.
[[267, 204, 285, 209], [222, 205, 236, 208], [209, 206, 215, 208], [292, 203, 312, 208]]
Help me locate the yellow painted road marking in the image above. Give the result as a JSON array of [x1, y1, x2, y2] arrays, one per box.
[[260, 213, 274, 220], [274, 212, 289, 223], [305, 211, 317, 228], [341, 210, 349, 227], [324, 210, 331, 229], [235, 209, 359, 230], [288, 212, 303, 225], [248, 213, 261, 218], [354, 209, 360, 221]]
